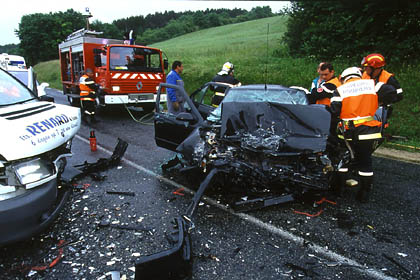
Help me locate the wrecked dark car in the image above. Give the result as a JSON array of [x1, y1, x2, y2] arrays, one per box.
[[155, 83, 345, 198], [134, 82, 358, 279]]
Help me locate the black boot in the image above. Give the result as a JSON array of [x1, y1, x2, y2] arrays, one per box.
[[331, 171, 347, 197], [356, 176, 373, 203]]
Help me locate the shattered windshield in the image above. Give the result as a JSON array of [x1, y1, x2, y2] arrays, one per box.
[[207, 86, 309, 123], [0, 70, 35, 106], [109, 47, 162, 72]]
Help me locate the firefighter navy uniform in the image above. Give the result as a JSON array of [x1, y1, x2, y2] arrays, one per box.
[[79, 73, 98, 123], [330, 69, 382, 203], [362, 69, 403, 104], [210, 74, 240, 107], [210, 62, 241, 107]]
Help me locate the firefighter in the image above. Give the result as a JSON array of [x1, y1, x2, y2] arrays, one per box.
[[210, 62, 241, 107], [307, 62, 341, 106], [79, 68, 99, 123], [330, 67, 383, 203], [361, 53, 403, 104]]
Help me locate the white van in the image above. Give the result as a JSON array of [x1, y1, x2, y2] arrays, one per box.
[[0, 53, 26, 71], [0, 67, 81, 245]]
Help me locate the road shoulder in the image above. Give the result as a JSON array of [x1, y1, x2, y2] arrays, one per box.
[[374, 146, 420, 164]]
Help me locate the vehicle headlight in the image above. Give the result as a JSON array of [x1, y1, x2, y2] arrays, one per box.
[[112, 86, 120, 91], [14, 158, 54, 188]]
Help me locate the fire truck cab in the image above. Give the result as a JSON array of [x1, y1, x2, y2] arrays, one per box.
[[58, 29, 168, 112]]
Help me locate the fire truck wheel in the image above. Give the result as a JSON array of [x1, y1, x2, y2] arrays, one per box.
[[142, 103, 155, 113], [67, 96, 80, 107]]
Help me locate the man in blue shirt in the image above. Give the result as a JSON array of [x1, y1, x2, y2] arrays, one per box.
[[166, 61, 184, 114], [310, 62, 325, 91]]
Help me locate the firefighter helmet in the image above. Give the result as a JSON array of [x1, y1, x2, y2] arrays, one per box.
[[340, 67, 362, 82], [218, 62, 234, 75], [361, 53, 386, 68]]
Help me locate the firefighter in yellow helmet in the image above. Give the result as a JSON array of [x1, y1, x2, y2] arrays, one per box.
[[210, 62, 241, 107]]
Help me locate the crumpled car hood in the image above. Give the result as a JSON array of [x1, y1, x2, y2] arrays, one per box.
[[0, 101, 81, 160], [221, 102, 331, 153]]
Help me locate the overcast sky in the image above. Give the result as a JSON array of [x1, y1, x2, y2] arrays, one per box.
[[1, 0, 289, 45]]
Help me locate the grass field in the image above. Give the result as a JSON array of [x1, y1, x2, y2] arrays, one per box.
[[34, 15, 419, 149]]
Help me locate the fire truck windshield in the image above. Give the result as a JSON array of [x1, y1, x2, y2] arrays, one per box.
[[109, 47, 162, 73]]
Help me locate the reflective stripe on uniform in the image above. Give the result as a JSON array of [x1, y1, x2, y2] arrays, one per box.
[[215, 92, 225, 96], [81, 81, 95, 85], [343, 116, 374, 126], [339, 168, 348, 172], [358, 133, 382, 140], [358, 171, 373, 177], [338, 132, 382, 141], [331, 96, 342, 102], [374, 82, 384, 92]]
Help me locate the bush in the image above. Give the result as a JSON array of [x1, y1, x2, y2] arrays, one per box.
[[283, 1, 420, 64]]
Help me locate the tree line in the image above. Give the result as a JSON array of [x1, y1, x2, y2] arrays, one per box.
[[10, 2, 417, 67], [10, 7, 274, 65], [282, 0, 420, 65]]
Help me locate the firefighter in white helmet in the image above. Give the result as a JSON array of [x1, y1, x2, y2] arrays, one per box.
[[210, 62, 241, 107], [329, 67, 397, 203]]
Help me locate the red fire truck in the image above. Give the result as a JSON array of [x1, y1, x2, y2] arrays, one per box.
[[58, 29, 168, 112]]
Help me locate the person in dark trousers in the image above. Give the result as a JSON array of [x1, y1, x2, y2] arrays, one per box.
[[307, 62, 341, 106], [210, 62, 241, 107], [79, 68, 99, 123], [166, 60, 185, 115], [330, 67, 398, 203]]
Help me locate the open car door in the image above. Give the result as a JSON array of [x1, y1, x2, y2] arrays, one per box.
[[154, 83, 204, 151]]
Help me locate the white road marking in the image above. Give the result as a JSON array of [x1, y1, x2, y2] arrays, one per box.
[[75, 134, 397, 280]]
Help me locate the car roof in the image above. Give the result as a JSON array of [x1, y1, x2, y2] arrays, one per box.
[[230, 84, 293, 91]]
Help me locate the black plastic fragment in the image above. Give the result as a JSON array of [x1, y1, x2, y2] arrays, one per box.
[[67, 138, 128, 182], [233, 194, 295, 212], [106, 191, 135, 196], [135, 217, 192, 280]]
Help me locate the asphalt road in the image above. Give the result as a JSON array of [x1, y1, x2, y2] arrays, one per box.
[[0, 89, 419, 280]]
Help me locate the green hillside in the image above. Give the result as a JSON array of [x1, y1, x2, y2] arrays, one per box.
[[34, 15, 419, 148], [152, 15, 295, 92]]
